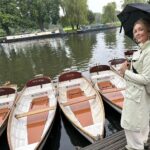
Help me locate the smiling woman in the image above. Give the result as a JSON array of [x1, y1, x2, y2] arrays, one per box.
[[119, 18, 150, 150], [133, 19, 150, 44]]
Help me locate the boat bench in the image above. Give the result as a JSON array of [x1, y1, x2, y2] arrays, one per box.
[[62, 95, 96, 106], [67, 88, 84, 99], [98, 81, 115, 90]]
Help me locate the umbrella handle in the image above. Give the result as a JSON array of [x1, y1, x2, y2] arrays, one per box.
[[119, 24, 123, 33]]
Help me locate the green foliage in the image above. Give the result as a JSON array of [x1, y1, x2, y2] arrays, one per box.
[[61, 0, 88, 29], [87, 10, 95, 24], [101, 2, 117, 24], [0, 0, 60, 35], [0, 29, 6, 36], [0, 0, 22, 35], [94, 13, 101, 23], [18, 0, 60, 31]]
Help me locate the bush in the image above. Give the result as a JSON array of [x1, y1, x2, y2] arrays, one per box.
[[0, 29, 6, 37]]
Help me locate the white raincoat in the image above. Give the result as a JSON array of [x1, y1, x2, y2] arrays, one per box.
[[121, 40, 150, 131]]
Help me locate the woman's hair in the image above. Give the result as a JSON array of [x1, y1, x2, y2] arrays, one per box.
[[134, 18, 150, 33]]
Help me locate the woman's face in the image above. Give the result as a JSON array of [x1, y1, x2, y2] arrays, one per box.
[[133, 22, 149, 44]]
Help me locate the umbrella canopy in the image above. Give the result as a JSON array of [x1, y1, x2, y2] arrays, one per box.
[[117, 3, 150, 40]]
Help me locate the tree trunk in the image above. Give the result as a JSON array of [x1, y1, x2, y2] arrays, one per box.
[[76, 24, 79, 29], [2, 24, 11, 35], [38, 19, 45, 31], [71, 24, 74, 30]]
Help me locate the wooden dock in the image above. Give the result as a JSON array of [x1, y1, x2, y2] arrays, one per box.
[[80, 130, 127, 150], [80, 129, 150, 150]]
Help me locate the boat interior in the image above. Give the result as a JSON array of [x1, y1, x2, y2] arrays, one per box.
[[66, 87, 93, 127], [27, 96, 49, 144], [90, 67, 125, 109], [58, 71, 104, 138], [9, 77, 57, 149]]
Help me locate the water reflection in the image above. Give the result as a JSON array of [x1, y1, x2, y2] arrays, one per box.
[[0, 28, 138, 89], [65, 33, 97, 70], [104, 29, 117, 48], [123, 35, 137, 50]]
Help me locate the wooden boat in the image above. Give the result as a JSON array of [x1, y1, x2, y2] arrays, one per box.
[[7, 76, 57, 150], [0, 84, 17, 136], [108, 58, 127, 72], [90, 65, 126, 113], [124, 49, 137, 61], [109, 50, 138, 72], [57, 71, 105, 143]]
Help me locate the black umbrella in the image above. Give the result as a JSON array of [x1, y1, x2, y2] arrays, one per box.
[[117, 3, 150, 40]]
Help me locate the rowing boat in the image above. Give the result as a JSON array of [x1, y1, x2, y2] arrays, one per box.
[[0, 84, 17, 136], [124, 49, 137, 61], [57, 71, 105, 143], [7, 75, 57, 150], [90, 65, 126, 113], [109, 50, 138, 72], [108, 58, 127, 72]]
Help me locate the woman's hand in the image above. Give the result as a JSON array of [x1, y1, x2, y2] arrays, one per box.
[[118, 61, 128, 77]]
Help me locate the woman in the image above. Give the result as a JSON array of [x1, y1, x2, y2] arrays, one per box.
[[119, 18, 150, 150]]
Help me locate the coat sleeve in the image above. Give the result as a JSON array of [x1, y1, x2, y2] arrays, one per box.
[[124, 52, 150, 85]]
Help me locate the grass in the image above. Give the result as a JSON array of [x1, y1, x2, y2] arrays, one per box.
[[63, 26, 78, 33]]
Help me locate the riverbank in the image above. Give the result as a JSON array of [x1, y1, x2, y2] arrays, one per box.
[[77, 24, 120, 34], [0, 24, 119, 43], [0, 31, 68, 43]]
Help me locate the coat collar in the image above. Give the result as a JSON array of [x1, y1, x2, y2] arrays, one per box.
[[139, 40, 150, 51]]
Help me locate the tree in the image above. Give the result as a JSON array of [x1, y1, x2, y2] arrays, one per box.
[[94, 13, 102, 23], [101, 2, 117, 24], [18, 0, 60, 31], [0, 0, 22, 35], [87, 10, 95, 24], [0, 0, 60, 34], [122, 0, 147, 8], [147, 0, 150, 3], [61, 0, 88, 30]]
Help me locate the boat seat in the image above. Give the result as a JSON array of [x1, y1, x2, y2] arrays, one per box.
[[31, 96, 48, 108], [67, 88, 84, 99], [63, 95, 96, 106], [70, 101, 90, 113], [98, 81, 115, 90]]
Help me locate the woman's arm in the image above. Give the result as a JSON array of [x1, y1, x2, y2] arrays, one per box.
[[124, 52, 150, 85]]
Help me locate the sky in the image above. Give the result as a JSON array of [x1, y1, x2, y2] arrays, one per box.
[[87, 0, 123, 13]]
